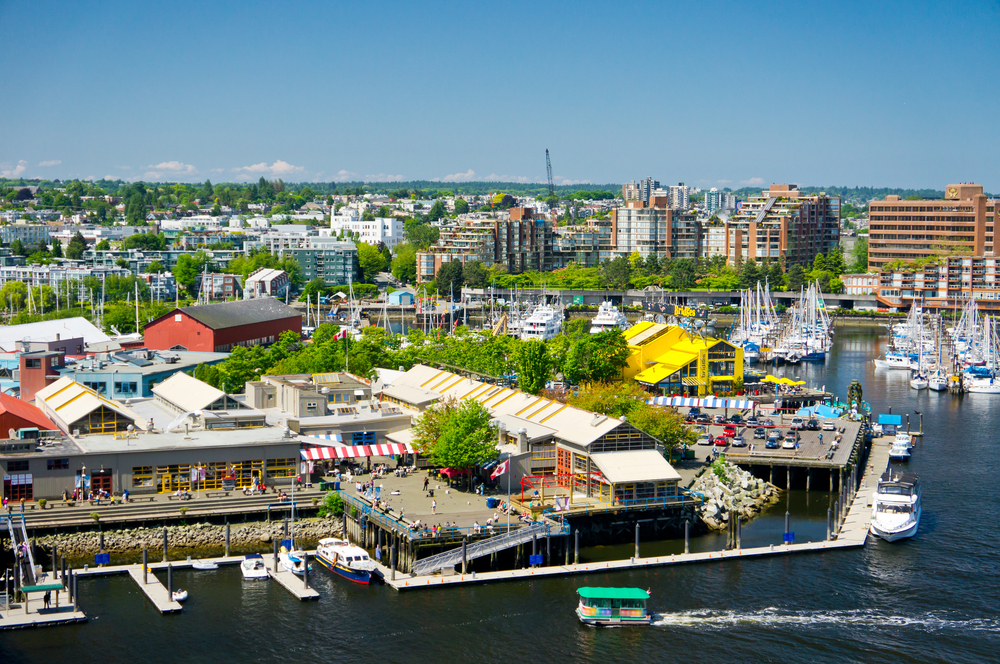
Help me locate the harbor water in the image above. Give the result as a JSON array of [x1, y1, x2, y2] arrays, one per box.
[[3, 325, 1000, 663]]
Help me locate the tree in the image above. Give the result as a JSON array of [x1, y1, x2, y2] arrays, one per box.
[[643, 254, 660, 275], [66, 232, 87, 259], [464, 261, 487, 288], [115, 258, 129, 269], [173, 254, 201, 295], [787, 264, 807, 291], [600, 256, 631, 292], [404, 219, 440, 249], [199, 179, 214, 202], [429, 400, 498, 486], [50, 238, 63, 258], [391, 243, 417, 284], [436, 260, 464, 296], [739, 259, 762, 289], [357, 242, 387, 282], [9, 239, 26, 257], [147, 260, 166, 274], [514, 340, 551, 395], [302, 277, 328, 300], [627, 405, 697, 453], [454, 198, 469, 215], [411, 397, 459, 455], [95, 239, 111, 251], [125, 193, 146, 225], [562, 331, 630, 384], [427, 200, 446, 222], [670, 259, 697, 289], [850, 237, 869, 273]]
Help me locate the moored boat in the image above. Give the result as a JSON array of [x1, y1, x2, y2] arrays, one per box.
[[315, 537, 376, 584], [869, 471, 921, 542], [279, 546, 312, 576], [241, 553, 268, 580], [172, 589, 188, 602], [576, 587, 652, 626], [192, 560, 218, 570], [889, 432, 913, 461]]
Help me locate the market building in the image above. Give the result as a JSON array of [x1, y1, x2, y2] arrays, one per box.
[[621, 322, 743, 396], [143, 298, 302, 352]]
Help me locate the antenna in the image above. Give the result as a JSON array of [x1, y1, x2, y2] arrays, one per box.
[[545, 149, 555, 198]]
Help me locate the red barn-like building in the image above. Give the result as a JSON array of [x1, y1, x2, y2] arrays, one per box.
[[144, 299, 302, 352], [0, 393, 59, 436]]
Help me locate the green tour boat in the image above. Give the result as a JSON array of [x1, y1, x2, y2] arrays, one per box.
[[576, 587, 652, 626]]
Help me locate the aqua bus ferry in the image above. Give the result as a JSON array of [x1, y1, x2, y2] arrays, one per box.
[[576, 587, 652, 626]]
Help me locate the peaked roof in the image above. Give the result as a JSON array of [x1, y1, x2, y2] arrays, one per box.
[[152, 372, 226, 412], [0, 317, 109, 351], [0, 393, 59, 431], [35, 377, 145, 433], [170, 299, 301, 331]]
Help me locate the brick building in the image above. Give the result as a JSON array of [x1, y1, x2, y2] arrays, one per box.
[[143, 299, 302, 352]]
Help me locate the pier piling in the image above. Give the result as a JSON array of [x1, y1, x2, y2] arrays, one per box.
[[162, 528, 168, 562], [461, 538, 467, 574], [546, 535, 551, 565], [167, 563, 173, 597], [827, 509, 832, 541], [684, 520, 690, 554], [574, 531, 579, 564], [390, 544, 397, 581], [784, 511, 790, 540], [303, 553, 309, 590], [72, 571, 77, 612], [67, 568, 73, 601], [564, 534, 569, 566], [142, 546, 148, 584], [736, 518, 742, 549], [52, 544, 57, 577], [61, 556, 66, 585], [833, 500, 839, 534], [99, 531, 104, 554], [635, 523, 640, 559], [225, 523, 230, 557], [273, 538, 279, 571]]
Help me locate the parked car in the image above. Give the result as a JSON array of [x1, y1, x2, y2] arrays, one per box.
[[729, 414, 743, 424], [731, 435, 747, 447], [760, 418, 775, 427], [697, 434, 713, 446], [713, 414, 726, 424], [753, 427, 767, 440], [782, 437, 797, 450], [723, 425, 738, 438], [767, 430, 782, 443], [745, 415, 759, 425], [822, 421, 837, 431], [713, 436, 728, 446], [789, 417, 805, 430], [806, 419, 820, 431], [765, 438, 780, 449], [696, 414, 711, 424], [689, 408, 701, 418]]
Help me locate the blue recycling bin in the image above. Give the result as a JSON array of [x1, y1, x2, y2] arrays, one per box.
[[334, 481, 340, 491], [486, 497, 498, 509]]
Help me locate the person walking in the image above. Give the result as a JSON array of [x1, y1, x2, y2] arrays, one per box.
[[431, 499, 437, 514], [20, 497, 25, 513], [43, 591, 51, 610], [423, 477, 429, 491]]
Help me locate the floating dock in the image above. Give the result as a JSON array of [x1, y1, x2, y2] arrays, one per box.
[[0, 573, 86, 630], [126, 565, 182, 613], [264, 559, 319, 601]]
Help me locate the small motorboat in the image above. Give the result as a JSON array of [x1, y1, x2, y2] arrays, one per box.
[[279, 546, 312, 576], [241, 553, 269, 580], [172, 589, 189, 602], [192, 561, 219, 571]]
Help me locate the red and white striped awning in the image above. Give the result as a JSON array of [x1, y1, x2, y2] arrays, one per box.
[[299, 442, 415, 460]]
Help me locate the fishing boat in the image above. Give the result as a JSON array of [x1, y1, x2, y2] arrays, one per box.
[[589, 301, 629, 334], [889, 432, 913, 461], [172, 589, 188, 602], [315, 537, 377, 584], [869, 471, 921, 542], [279, 545, 312, 576], [241, 553, 268, 580], [191, 560, 219, 571], [576, 587, 652, 626]]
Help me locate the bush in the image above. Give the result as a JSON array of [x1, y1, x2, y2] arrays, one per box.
[[37, 498, 47, 510], [90, 512, 100, 523], [179, 506, 189, 515], [317, 492, 344, 517]]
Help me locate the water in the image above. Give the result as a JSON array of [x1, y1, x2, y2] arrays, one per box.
[[4, 324, 999, 663]]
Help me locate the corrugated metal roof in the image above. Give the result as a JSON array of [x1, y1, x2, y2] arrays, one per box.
[[0, 317, 109, 351], [152, 372, 225, 412], [175, 299, 301, 331], [0, 393, 59, 431]]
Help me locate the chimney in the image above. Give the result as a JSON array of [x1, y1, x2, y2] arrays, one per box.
[[517, 427, 528, 454]]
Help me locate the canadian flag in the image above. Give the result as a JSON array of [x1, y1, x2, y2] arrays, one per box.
[[490, 459, 509, 480], [334, 329, 349, 340]]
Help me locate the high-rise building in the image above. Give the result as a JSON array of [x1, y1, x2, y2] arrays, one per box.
[[725, 184, 840, 267], [622, 177, 659, 204], [866, 183, 997, 271], [669, 183, 689, 210], [705, 188, 722, 213]]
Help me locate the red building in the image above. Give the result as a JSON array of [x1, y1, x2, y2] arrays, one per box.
[[143, 299, 302, 352], [0, 393, 59, 436], [19, 350, 66, 403]]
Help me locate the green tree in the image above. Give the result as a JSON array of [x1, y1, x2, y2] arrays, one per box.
[[404, 219, 440, 249], [670, 259, 697, 289], [514, 340, 552, 395], [173, 254, 200, 295], [123, 232, 166, 251], [454, 198, 469, 215], [787, 264, 807, 291], [302, 277, 328, 300], [427, 200, 446, 222], [429, 399, 498, 486], [357, 242, 388, 282], [562, 331, 630, 384], [66, 232, 87, 259], [391, 243, 417, 284], [411, 397, 459, 455], [147, 260, 166, 274], [199, 179, 214, 202], [125, 193, 146, 225], [9, 239, 26, 256], [463, 261, 487, 288], [627, 405, 697, 453], [115, 257, 129, 269], [600, 256, 631, 292], [50, 238, 63, 258], [850, 237, 869, 273], [436, 260, 464, 296], [739, 259, 762, 289]]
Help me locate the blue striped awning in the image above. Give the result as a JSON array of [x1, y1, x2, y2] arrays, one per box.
[[646, 396, 757, 409]]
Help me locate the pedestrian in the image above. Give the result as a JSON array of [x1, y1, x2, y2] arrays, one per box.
[[431, 499, 437, 514], [423, 477, 429, 491], [43, 591, 51, 609], [20, 497, 25, 513]]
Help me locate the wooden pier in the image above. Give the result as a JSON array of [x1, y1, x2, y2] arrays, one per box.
[[126, 564, 182, 613], [0, 573, 86, 630], [264, 559, 319, 601]]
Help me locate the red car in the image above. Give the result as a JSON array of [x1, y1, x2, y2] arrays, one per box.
[[723, 425, 738, 438], [714, 436, 728, 446]]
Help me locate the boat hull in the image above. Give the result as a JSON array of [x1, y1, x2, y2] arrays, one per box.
[[576, 609, 652, 626], [870, 509, 921, 542], [316, 552, 372, 584]]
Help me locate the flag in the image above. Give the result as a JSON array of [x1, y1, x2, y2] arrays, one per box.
[[490, 459, 509, 480], [334, 328, 349, 340]]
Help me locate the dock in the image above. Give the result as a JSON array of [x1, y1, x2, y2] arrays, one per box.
[[0, 573, 86, 630], [126, 564, 182, 613], [263, 559, 319, 601]]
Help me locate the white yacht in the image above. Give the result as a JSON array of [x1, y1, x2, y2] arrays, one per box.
[[241, 553, 269, 580], [966, 374, 1000, 394], [928, 369, 949, 392], [889, 431, 913, 461], [870, 471, 921, 542], [874, 352, 914, 370], [315, 537, 377, 585], [589, 301, 629, 334], [520, 305, 562, 341]]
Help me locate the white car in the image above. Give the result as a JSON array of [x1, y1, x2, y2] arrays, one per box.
[[789, 417, 804, 430], [782, 438, 797, 449], [697, 435, 713, 446], [822, 421, 836, 431]]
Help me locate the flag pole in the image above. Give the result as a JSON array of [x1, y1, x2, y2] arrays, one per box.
[[506, 452, 511, 531]]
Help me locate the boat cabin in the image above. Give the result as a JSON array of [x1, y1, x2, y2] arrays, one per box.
[[576, 587, 651, 625], [877, 471, 919, 497]]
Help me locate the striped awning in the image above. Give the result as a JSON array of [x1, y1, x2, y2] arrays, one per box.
[[647, 396, 757, 410], [296, 434, 344, 446], [299, 442, 415, 460]]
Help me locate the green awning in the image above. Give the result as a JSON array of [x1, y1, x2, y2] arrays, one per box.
[[20, 583, 63, 592], [577, 586, 649, 600]]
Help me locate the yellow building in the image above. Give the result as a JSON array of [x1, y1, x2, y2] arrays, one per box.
[[621, 322, 743, 396]]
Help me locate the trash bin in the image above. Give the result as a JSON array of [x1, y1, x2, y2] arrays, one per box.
[[334, 481, 340, 491], [486, 497, 497, 509]]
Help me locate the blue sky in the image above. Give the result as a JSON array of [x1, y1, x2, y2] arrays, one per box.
[[2, 0, 998, 190]]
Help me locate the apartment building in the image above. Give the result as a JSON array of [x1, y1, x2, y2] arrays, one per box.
[[874, 255, 1000, 312], [0, 224, 50, 246], [725, 184, 840, 267], [701, 224, 726, 259], [704, 188, 736, 213], [622, 177, 659, 203], [198, 273, 242, 300], [866, 183, 996, 271], [609, 197, 702, 259], [840, 273, 878, 296], [0, 265, 130, 289], [283, 239, 359, 285], [327, 216, 404, 249]]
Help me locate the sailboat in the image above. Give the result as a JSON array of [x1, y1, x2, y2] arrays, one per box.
[[909, 319, 928, 390], [928, 318, 948, 391], [278, 463, 312, 576]]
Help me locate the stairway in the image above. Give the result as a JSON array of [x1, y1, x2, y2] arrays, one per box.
[[3, 515, 36, 586], [411, 521, 552, 576]]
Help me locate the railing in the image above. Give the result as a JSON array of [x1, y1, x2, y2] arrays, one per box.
[[339, 491, 412, 539], [411, 521, 552, 576]]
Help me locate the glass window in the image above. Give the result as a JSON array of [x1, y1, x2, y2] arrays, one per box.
[[47, 458, 69, 470]]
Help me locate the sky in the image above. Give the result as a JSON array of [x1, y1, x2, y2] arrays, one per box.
[[1, 0, 999, 190]]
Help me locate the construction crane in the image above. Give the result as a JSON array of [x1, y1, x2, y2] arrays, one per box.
[[545, 149, 555, 198]]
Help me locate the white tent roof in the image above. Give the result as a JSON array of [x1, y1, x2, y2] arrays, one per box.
[[590, 450, 682, 484], [152, 372, 226, 412]]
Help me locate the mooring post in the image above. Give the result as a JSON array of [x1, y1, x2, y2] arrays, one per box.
[[52, 544, 58, 578], [564, 534, 570, 565], [546, 534, 551, 565], [162, 527, 168, 562], [574, 530, 579, 564], [302, 553, 309, 589], [67, 568, 73, 602], [61, 556, 66, 586], [833, 500, 840, 533], [342, 515, 348, 542], [462, 537, 468, 574], [72, 571, 77, 612], [142, 546, 148, 585], [273, 538, 279, 571], [784, 511, 790, 539], [634, 523, 640, 560], [167, 563, 173, 598], [806, 469, 811, 492], [390, 544, 397, 581], [283, 516, 288, 540], [684, 520, 690, 554], [531, 534, 537, 564], [736, 517, 742, 549], [827, 508, 832, 541], [225, 523, 230, 558]]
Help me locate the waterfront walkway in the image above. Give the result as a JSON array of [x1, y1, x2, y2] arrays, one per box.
[[0, 572, 86, 630]]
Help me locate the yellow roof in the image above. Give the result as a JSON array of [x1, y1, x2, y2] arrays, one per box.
[[622, 321, 656, 342], [634, 362, 685, 385], [651, 349, 698, 368]]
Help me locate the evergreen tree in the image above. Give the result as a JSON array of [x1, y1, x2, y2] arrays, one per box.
[[50, 238, 63, 258], [787, 264, 807, 291], [66, 232, 87, 260]]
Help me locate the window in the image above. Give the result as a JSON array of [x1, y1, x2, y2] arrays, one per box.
[[8, 460, 29, 472], [115, 381, 138, 394], [132, 466, 153, 488], [267, 458, 297, 478], [25, 358, 41, 369], [47, 458, 69, 470]]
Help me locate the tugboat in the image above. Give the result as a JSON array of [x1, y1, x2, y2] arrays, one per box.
[[576, 587, 652, 626]]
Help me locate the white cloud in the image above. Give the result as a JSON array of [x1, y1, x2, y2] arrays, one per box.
[[234, 160, 304, 177], [143, 171, 163, 180], [362, 173, 404, 182], [717, 179, 732, 185], [38, 160, 62, 167], [210, 168, 224, 173], [740, 177, 765, 186], [437, 169, 477, 183], [1, 160, 27, 178], [484, 173, 532, 183], [332, 169, 357, 182], [148, 161, 198, 175], [554, 176, 592, 186], [102, 175, 118, 181]]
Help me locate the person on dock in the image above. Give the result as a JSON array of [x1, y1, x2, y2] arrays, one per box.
[[43, 591, 51, 609], [431, 499, 437, 514], [423, 477, 429, 491]]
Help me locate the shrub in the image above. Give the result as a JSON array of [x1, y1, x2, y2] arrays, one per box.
[[317, 492, 344, 517], [37, 498, 47, 510], [90, 512, 100, 523], [179, 506, 189, 515]]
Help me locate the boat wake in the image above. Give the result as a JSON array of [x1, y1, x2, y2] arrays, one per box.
[[651, 608, 1000, 631]]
